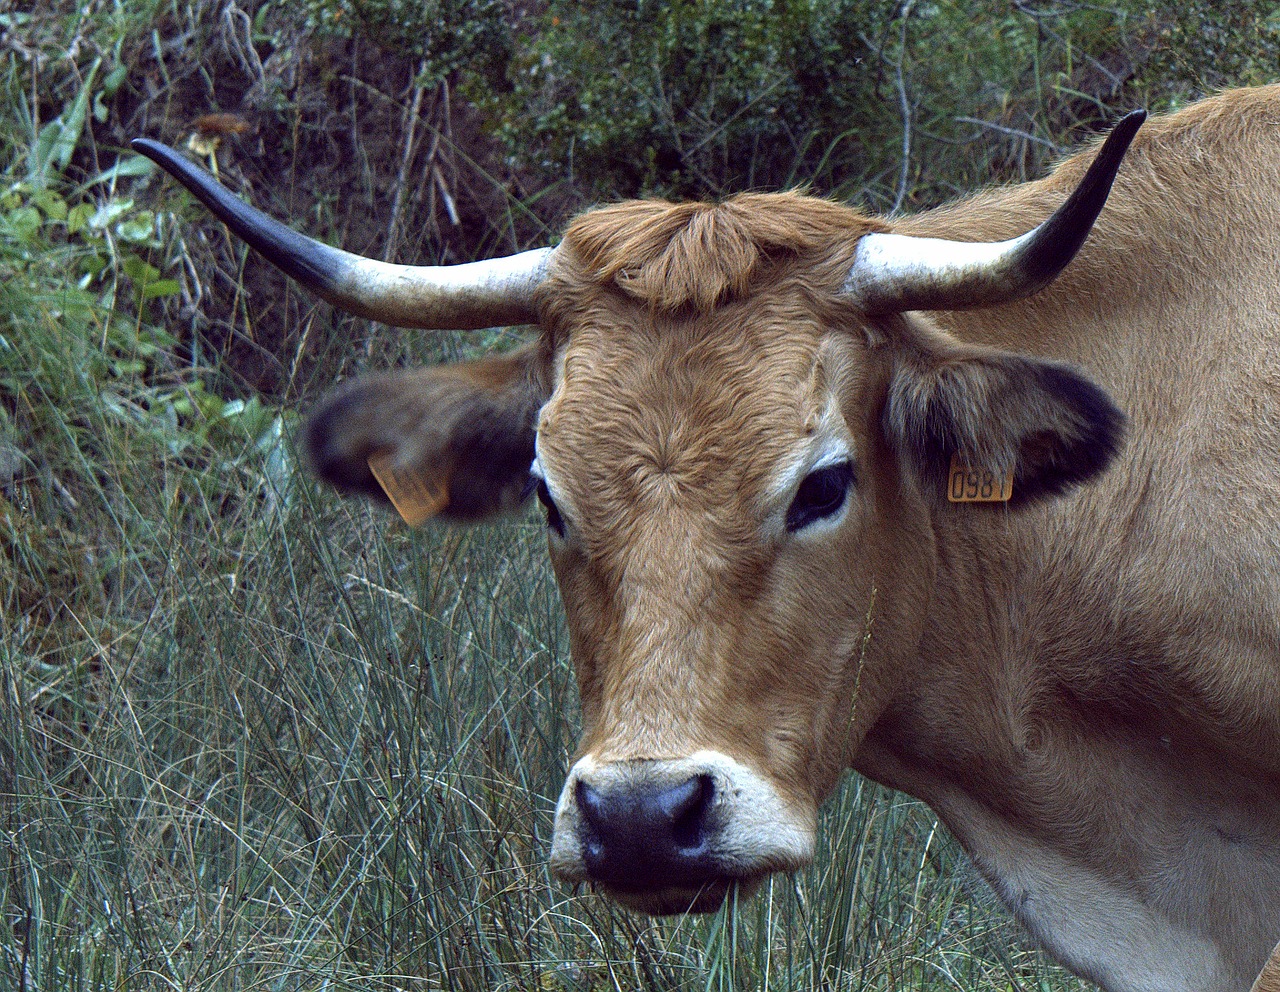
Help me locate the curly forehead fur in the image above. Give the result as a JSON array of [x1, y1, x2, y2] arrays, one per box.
[[551, 191, 888, 315]]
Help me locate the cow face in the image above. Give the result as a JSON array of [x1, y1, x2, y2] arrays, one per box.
[[301, 195, 1123, 915], [534, 270, 932, 913]]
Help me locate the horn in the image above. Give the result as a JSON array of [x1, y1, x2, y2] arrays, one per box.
[[843, 109, 1146, 313], [131, 138, 552, 330]]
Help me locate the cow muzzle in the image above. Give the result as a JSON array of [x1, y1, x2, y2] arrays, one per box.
[[548, 750, 815, 914]]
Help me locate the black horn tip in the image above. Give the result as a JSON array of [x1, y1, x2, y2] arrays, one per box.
[[1022, 108, 1147, 286], [131, 137, 185, 174], [130, 136, 349, 299], [1083, 109, 1147, 203]]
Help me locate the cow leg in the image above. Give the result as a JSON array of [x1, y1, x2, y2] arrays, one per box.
[[1253, 940, 1280, 992]]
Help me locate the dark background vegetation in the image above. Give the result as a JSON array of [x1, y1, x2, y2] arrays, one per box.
[[2, 1, 1279, 989], [10, 0, 1280, 396], [15, 0, 1280, 395]]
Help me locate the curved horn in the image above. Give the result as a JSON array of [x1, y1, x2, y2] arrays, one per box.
[[843, 109, 1146, 314], [131, 138, 552, 330]]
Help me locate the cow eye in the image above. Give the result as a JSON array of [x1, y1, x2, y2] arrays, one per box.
[[786, 461, 854, 531], [535, 478, 566, 536]]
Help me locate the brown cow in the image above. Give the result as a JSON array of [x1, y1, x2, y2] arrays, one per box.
[[134, 85, 1280, 992]]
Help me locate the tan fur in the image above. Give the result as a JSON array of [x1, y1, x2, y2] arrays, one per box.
[[562, 193, 888, 314], [1255, 941, 1280, 992], [306, 87, 1280, 992]]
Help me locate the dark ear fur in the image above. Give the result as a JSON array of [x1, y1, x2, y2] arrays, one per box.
[[302, 341, 549, 522], [883, 317, 1125, 507]]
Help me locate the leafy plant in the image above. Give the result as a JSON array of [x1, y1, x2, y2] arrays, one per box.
[[474, 0, 1279, 206], [480, 0, 896, 201]]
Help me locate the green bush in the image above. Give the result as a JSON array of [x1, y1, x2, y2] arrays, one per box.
[[0, 52, 291, 661], [288, 0, 513, 88], [480, 1, 1063, 202], [1137, 1, 1280, 102], [482, 0, 898, 200], [478, 0, 1279, 207]]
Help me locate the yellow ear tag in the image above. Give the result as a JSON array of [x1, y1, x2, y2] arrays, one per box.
[[947, 454, 1013, 503], [367, 452, 449, 525]]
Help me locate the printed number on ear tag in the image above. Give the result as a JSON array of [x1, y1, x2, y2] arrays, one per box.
[[368, 452, 449, 525], [947, 455, 1013, 503]]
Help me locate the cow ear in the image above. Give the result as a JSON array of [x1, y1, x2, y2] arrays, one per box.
[[883, 317, 1125, 507], [302, 341, 549, 523]]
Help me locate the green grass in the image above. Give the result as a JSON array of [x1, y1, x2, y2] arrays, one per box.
[[3, 477, 1093, 991]]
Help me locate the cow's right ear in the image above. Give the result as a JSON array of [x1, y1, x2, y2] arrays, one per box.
[[302, 341, 550, 523]]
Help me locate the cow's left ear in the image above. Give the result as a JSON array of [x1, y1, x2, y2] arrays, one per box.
[[302, 340, 550, 523], [882, 316, 1125, 507]]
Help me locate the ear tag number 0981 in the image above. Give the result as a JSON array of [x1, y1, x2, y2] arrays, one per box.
[[947, 455, 1013, 503]]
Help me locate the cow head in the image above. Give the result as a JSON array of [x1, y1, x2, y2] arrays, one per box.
[[134, 112, 1139, 915]]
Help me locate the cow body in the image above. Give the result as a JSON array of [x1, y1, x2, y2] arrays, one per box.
[[138, 85, 1280, 992], [873, 89, 1280, 988]]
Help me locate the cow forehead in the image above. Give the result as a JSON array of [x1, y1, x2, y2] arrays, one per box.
[[535, 296, 874, 542]]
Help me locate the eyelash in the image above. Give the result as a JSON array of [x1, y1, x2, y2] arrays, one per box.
[[535, 477, 566, 536]]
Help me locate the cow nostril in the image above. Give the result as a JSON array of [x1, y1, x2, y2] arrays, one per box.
[[666, 774, 714, 851], [575, 779, 606, 831]]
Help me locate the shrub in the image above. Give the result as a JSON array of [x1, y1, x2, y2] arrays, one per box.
[[478, 0, 1279, 209], [288, 0, 513, 88], [482, 1, 1068, 203]]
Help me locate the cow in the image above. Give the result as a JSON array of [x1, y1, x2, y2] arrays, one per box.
[[134, 84, 1280, 992]]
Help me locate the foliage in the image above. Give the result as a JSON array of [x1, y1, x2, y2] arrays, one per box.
[[0, 44, 292, 664], [483, 0, 892, 200], [484, 0, 1018, 202], [480, 0, 1280, 206], [1136, 0, 1280, 101]]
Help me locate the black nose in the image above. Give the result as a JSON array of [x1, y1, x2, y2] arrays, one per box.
[[575, 773, 717, 891]]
